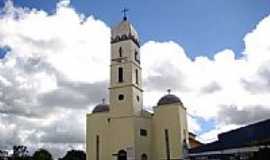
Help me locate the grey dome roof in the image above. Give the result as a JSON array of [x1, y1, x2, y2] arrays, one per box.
[[92, 104, 109, 113], [157, 94, 182, 106]]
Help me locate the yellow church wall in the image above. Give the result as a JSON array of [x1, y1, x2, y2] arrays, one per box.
[[86, 113, 110, 160], [110, 62, 133, 88], [109, 87, 134, 116], [86, 18, 189, 160], [110, 40, 142, 89], [109, 86, 143, 117], [134, 116, 152, 160], [131, 87, 143, 115], [179, 105, 189, 146], [107, 116, 136, 160], [86, 105, 188, 160], [152, 104, 187, 160], [111, 40, 139, 66]]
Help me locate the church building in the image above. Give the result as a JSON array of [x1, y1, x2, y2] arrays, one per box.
[[86, 15, 189, 160]]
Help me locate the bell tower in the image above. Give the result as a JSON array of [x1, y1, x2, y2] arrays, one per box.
[[109, 16, 143, 116]]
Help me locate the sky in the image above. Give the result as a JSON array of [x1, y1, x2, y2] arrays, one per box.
[[0, 0, 270, 158], [2, 0, 270, 58]]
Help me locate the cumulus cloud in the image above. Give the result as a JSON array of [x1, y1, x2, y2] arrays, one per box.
[[1, 0, 270, 158], [200, 81, 222, 94], [217, 105, 270, 125], [141, 14, 270, 143], [38, 79, 108, 109], [0, 0, 109, 158], [241, 62, 270, 93]]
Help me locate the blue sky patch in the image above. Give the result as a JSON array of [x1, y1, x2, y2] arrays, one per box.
[[0, 46, 11, 59], [3, 0, 270, 59]]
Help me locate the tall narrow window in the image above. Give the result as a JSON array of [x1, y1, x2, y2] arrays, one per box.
[[164, 129, 170, 160], [135, 69, 139, 84], [118, 67, 123, 83], [135, 50, 139, 63], [119, 47, 122, 57], [96, 135, 100, 160]]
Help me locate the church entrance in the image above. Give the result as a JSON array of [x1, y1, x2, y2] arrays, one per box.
[[117, 150, 127, 160]]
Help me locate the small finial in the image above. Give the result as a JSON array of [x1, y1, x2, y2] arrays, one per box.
[[167, 89, 171, 95], [102, 98, 105, 104], [121, 8, 129, 21]]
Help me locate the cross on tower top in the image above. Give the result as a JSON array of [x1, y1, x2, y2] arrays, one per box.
[[122, 8, 129, 21], [167, 89, 171, 95]]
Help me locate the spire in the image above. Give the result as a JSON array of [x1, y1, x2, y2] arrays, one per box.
[[121, 8, 129, 21], [111, 9, 140, 46]]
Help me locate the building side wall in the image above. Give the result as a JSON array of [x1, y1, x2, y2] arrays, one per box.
[[110, 39, 143, 116], [110, 40, 141, 88], [179, 106, 189, 146], [107, 116, 136, 160], [110, 87, 135, 116], [134, 116, 152, 160], [86, 113, 110, 160], [152, 104, 188, 160]]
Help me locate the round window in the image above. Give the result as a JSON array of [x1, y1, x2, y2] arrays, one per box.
[[118, 94, 124, 100]]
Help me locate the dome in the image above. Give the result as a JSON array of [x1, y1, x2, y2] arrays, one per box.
[[92, 104, 110, 113], [157, 94, 183, 106]]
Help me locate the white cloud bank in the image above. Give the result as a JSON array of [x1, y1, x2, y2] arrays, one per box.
[[0, 0, 110, 158], [0, 0, 270, 157]]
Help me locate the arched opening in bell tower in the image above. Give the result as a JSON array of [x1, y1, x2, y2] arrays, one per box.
[[119, 47, 122, 57], [118, 67, 123, 83], [135, 69, 139, 84], [135, 50, 140, 63]]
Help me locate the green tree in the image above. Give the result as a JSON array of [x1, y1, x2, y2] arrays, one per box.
[[12, 145, 31, 160], [32, 149, 53, 160], [58, 150, 86, 160], [0, 149, 8, 160]]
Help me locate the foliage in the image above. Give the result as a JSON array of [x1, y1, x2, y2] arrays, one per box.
[[12, 145, 31, 160], [32, 149, 53, 160], [0, 149, 8, 160], [58, 150, 86, 160]]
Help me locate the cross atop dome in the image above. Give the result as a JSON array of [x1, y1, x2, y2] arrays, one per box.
[[167, 89, 171, 95], [121, 8, 129, 21]]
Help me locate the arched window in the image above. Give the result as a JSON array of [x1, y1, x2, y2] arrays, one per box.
[[141, 154, 147, 160], [119, 47, 122, 57], [135, 69, 139, 84], [136, 95, 140, 102], [117, 150, 127, 160], [118, 67, 123, 83]]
